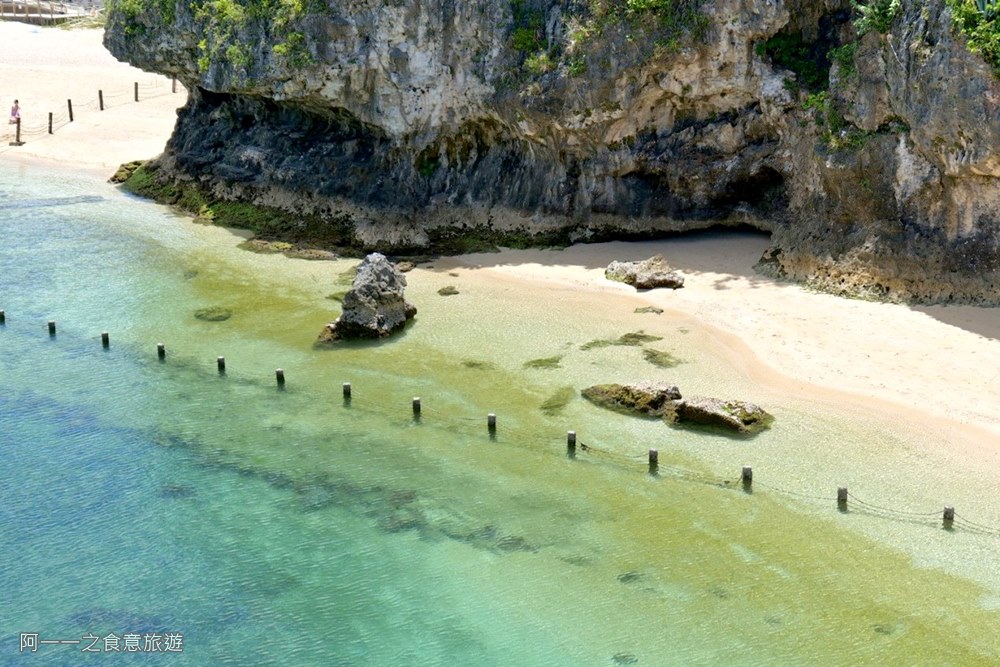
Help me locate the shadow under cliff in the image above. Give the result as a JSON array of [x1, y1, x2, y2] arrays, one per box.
[[912, 304, 1000, 342], [423, 226, 776, 284]]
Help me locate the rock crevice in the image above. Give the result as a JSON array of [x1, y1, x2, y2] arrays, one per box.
[[105, 0, 1000, 303]]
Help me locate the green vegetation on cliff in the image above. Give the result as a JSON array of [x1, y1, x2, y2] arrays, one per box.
[[194, 0, 324, 74], [508, 0, 709, 80], [948, 0, 1000, 73], [105, 0, 173, 35], [107, 0, 320, 73], [852, 0, 901, 36], [757, 31, 829, 92]]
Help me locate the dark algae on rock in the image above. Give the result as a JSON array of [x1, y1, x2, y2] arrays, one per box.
[[105, 0, 1000, 303]]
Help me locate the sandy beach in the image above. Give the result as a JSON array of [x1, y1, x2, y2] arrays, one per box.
[[3, 20, 999, 473], [0, 21, 183, 175]]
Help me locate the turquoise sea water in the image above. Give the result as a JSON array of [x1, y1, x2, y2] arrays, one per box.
[[1, 163, 999, 666]]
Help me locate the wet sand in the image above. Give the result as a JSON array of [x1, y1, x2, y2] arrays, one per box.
[[3, 21, 999, 475]]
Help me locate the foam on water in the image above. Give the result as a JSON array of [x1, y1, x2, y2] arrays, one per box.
[[1, 164, 998, 665]]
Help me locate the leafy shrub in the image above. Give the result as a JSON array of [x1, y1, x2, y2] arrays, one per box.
[[829, 42, 858, 77], [757, 31, 828, 92], [853, 0, 901, 37], [948, 0, 1000, 73]]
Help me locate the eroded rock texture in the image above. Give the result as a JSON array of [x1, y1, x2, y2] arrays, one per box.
[[105, 0, 1000, 303], [318, 253, 416, 343]]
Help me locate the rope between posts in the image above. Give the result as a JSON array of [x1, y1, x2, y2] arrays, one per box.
[[422, 403, 481, 424], [953, 513, 1000, 536], [846, 492, 941, 517], [3, 319, 999, 537], [2, 78, 178, 149], [754, 480, 835, 502]]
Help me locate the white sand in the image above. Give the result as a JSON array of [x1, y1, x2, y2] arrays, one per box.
[[3, 22, 999, 469], [0, 21, 184, 174], [446, 240, 1000, 462]]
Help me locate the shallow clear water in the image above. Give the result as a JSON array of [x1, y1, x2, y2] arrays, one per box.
[[1, 164, 998, 665]]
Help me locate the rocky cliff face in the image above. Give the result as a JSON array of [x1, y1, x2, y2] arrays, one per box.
[[105, 0, 1000, 304]]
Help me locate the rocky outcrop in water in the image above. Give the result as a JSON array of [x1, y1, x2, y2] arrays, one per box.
[[582, 382, 772, 433], [606, 255, 685, 290], [674, 396, 773, 434], [318, 253, 416, 343], [581, 382, 682, 418], [105, 0, 1000, 304]]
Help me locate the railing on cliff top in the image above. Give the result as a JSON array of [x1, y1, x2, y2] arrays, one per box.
[[3, 77, 181, 153], [2, 310, 998, 539], [0, 0, 95, 25]]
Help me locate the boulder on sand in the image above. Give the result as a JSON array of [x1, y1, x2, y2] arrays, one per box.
[[673, 396, 773, 433], [605, 255, 684, 290], [318, 253, 416, 343]]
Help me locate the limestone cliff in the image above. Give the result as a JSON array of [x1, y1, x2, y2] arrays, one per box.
[[104, 0, 1000, 304]]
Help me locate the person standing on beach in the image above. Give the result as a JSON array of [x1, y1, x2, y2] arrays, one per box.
[[9, 100, 20, 124]]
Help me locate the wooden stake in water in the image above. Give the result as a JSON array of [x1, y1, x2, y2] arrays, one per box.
[[487, 413, 497, 438], [943, 505, 955, 530], [101, 332, 109, 348], [567, 431, 577, 459], [275, 368, 285, 387], [741, 465, 753, 493], [412, 397, 421, 419], [648, 449, 659, 475], [48, 320, 56, 336], [342, 382, 352, 404], [157, 343, 166, 360], [837, 487, 848, 512], [0, 310, 5, 325], [217, 356, 226, 374]]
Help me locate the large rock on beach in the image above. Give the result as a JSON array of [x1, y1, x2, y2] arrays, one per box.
[[673, 397, 773, 434], [605, 256, 684, 290], [581, 382, 682, 418], [318, 253, 416, 343]]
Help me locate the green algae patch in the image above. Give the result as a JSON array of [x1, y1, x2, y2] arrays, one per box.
[[336, 266, 358, 286], [239, 239, 294, 254], [108, 159, 144, 183], [438, 285, 460, 296], [326, 291, 348, 303], [524, 355, 562, 370], [580, 331, 663, 350], [194, 306, 233, 322], [116, 162, 363, 253], [540, 386, 575, 416], [618, 331, 663, 345], [634, 306, 663, 314], [461, 359, 497, 370], [643, 348, 682, 368]]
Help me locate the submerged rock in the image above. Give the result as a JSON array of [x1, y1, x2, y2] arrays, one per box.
[[318, 253, 416, 343], [673, 396, 773, 434], [581, 382, 681, 418], [605, 256, 684, 290], [194, 306, 232, 322]]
